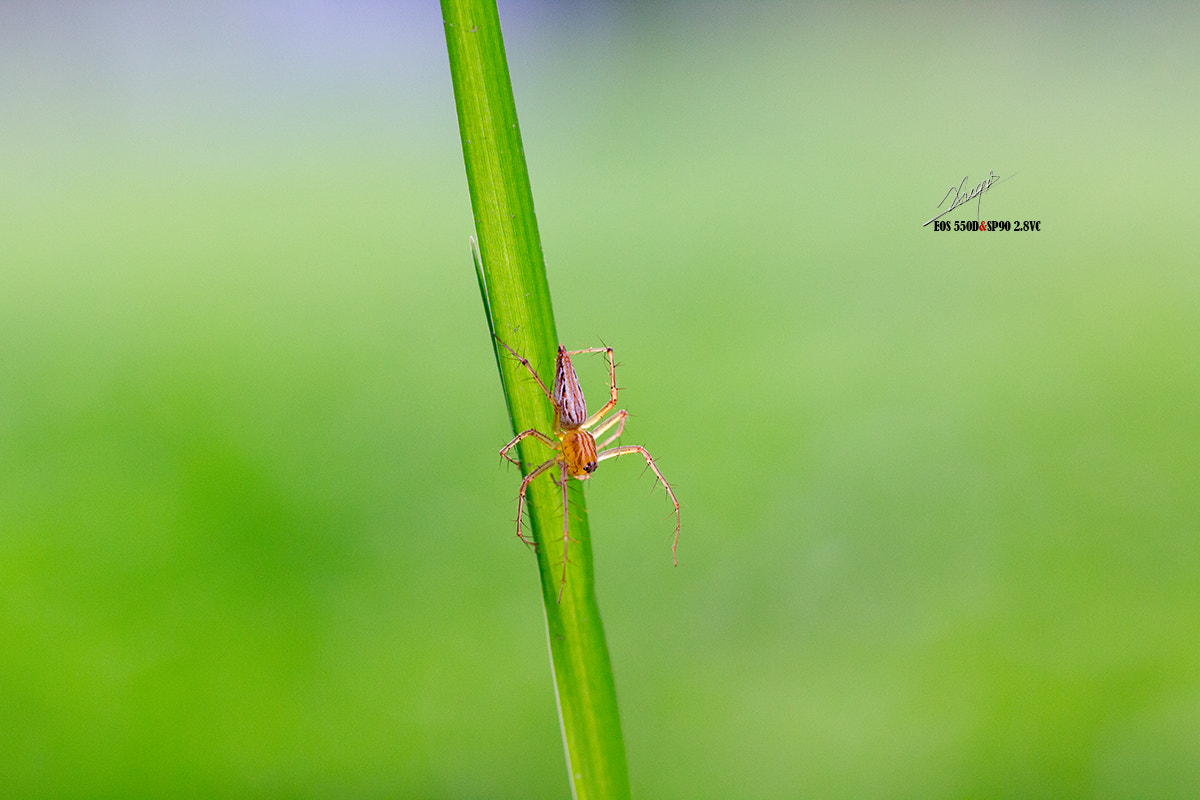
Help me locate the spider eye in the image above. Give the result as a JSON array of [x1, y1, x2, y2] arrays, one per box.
[[585, 461, 597, 473]]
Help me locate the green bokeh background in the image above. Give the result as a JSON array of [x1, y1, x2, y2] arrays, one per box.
[[4, 3, 1199, 797]]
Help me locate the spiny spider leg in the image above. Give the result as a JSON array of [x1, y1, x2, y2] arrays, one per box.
[[499, 428, 557, 467], [589, 409, 628, 449], [546, 464, 579, 603], [514, 456, 556, 549], [495, 337, 554, 401], [595, 444, 681, 565], [556, 462, 573, 603]]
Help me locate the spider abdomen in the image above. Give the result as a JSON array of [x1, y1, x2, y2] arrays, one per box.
[[552, 345, 589, 430]]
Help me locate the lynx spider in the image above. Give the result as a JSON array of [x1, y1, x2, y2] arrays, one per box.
[[497, 337, 680, 602]]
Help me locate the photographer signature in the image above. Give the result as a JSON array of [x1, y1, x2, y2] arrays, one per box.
[[923, 171, 1014, 227]]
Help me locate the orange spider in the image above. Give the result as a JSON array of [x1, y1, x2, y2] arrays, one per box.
[[497, 338, 680, 601]]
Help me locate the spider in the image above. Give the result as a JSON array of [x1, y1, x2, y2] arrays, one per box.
[[496, 337, 680, 601]]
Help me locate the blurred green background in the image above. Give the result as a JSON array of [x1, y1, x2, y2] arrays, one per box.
[[3, 2, 1199, 797]]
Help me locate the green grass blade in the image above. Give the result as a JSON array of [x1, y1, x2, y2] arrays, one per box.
[[442, 2, 631, 797]]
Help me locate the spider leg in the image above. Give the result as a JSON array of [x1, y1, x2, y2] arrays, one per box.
[[588, 409, 628, 449], [514, 457, 557, 549], [557, 462, 571, 603], [595, 444, 681, 565], [499, 428, 557, 466], [495, 336, 554, 402]]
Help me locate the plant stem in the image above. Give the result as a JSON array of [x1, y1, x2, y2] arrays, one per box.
[[442, 2, 631, 798]]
